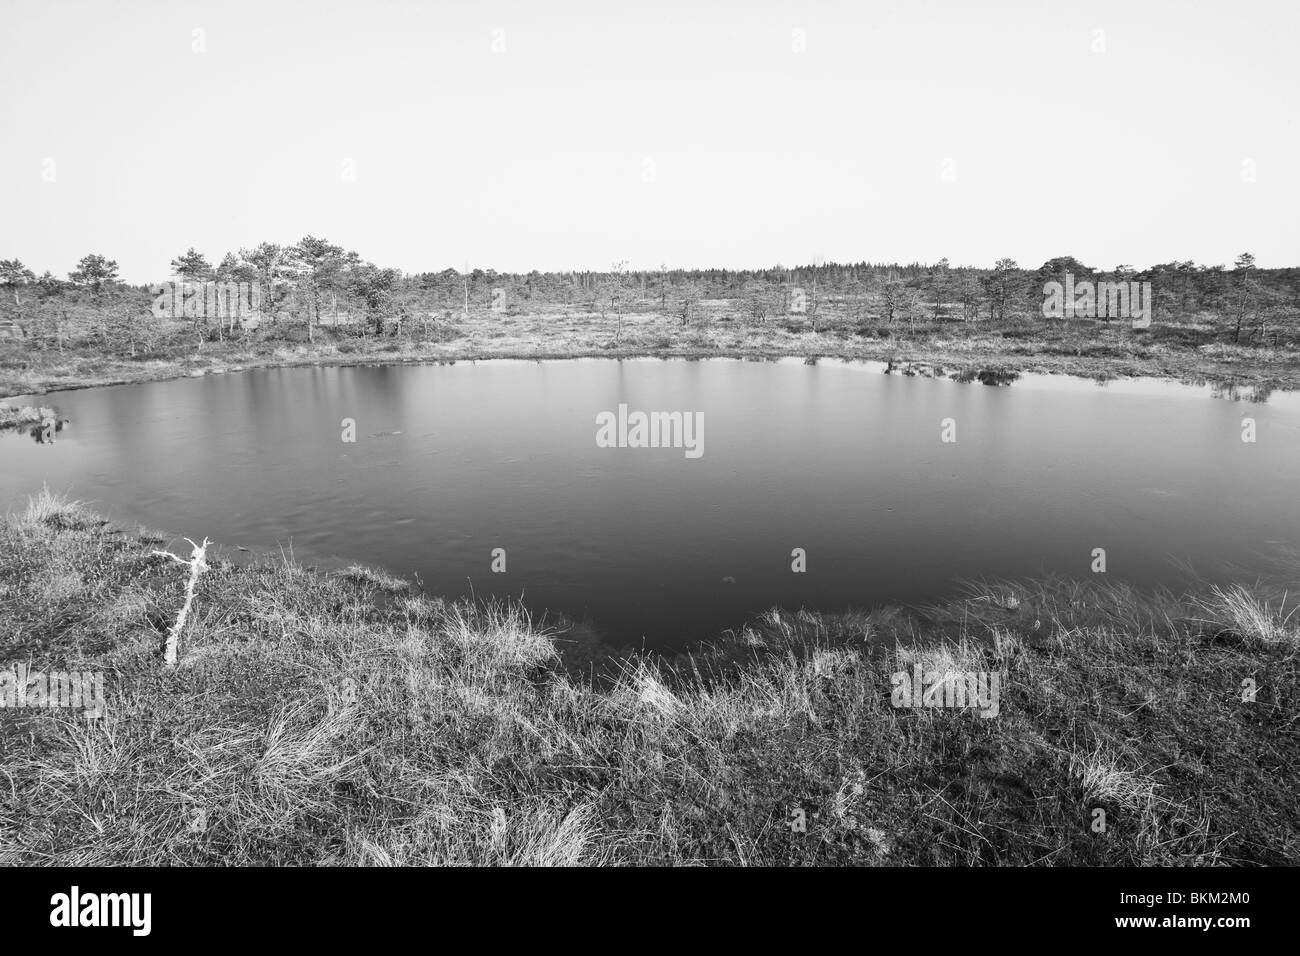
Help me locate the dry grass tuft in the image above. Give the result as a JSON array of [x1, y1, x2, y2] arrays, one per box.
[[1195, 584, 1297, 645]]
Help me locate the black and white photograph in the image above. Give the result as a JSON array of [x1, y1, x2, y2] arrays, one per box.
[[0, 0, 1295, 936]]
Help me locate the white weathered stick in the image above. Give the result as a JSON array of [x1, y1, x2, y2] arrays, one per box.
[[151, 537, 210, 666]]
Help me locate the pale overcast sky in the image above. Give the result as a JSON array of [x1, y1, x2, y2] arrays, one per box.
[[1, 0, 1296, 282]]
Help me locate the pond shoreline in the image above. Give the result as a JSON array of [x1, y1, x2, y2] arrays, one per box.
[[4, 335, 1298, 404], [9, 347, 1297, 649]]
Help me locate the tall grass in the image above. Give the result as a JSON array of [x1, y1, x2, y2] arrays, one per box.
[[21, 484, 88, 525], [1195, 584, 1298, 645]]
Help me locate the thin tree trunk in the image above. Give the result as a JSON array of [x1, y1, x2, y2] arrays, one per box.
[[151, 538, 210, 667]]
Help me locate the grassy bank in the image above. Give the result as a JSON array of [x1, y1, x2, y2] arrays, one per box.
[[1, 492, 1296, 866], [3, 308, 1299, 400]]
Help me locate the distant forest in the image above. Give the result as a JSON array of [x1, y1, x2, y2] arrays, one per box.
[[2, 245, 1298, 351]]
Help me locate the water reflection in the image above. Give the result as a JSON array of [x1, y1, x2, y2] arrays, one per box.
[[1210, 381, 1275, 404], [28, 418, 68, 444]]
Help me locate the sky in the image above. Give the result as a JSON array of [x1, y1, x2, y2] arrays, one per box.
[[1, 0, 1297, 283]]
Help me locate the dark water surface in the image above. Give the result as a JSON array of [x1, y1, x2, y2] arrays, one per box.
[[3, 358, 1298, 649]]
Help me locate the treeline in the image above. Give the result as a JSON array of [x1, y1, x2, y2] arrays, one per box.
[[2, 244, 1298, 352]]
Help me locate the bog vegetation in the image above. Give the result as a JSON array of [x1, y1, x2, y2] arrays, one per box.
[[2, 247, 1299, 397]]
